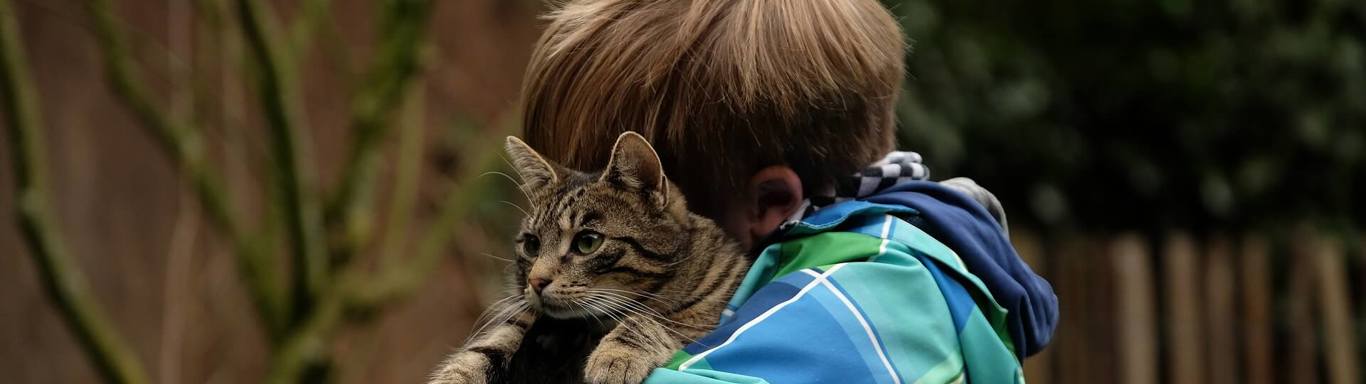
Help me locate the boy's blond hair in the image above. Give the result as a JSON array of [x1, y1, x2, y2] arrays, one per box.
[[521, 0, 905, 215]]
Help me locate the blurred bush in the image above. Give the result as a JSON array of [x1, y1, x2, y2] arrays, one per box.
[[883, 0, 1366, 229]]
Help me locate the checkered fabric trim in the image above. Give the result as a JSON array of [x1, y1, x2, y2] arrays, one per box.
[[786, 151, 930, 224]]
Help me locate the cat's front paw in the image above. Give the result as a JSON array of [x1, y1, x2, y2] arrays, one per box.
[[429, 351, 491, 384], [583, 346, 659, 384]]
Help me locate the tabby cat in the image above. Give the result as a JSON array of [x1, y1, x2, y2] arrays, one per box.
[[430, 132, 751, 384]]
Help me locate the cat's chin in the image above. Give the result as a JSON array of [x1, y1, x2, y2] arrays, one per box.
[[543, 307, 592, 320], [534, 299, 607, 321]]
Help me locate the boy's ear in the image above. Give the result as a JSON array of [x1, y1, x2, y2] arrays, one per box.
[[600, 131, 665, 193], [505, 136, 559, 189]]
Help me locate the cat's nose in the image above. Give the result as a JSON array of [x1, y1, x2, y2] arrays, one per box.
[[528, 277, 552, 294]]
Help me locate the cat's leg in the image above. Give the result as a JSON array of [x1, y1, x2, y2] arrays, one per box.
[[583, 316, 681, 384], [429, 308, 536, 384]]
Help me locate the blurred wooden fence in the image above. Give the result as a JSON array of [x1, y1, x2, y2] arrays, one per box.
[[1016, 228, 1364, 384], [0, 0, 542, 382]]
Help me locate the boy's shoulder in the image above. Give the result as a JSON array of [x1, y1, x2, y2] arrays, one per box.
[[652, 197, 1023, 383], [861, 180, 1057, 358]]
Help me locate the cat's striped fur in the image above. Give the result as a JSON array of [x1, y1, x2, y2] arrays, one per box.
[[430, 132, 751, 384]]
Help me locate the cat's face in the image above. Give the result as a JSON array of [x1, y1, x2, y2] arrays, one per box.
[[505, 132, 692, 320]]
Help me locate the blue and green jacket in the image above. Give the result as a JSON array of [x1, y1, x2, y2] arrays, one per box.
[[645, 180, 1058, 384]]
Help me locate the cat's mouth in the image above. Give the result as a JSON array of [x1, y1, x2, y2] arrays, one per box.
[[529, 292, 611, 321], [533, 296, 594, 319]]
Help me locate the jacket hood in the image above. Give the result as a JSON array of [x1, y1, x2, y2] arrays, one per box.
[[864, 180, 1058, 358], [783, 150, 1057, 359]]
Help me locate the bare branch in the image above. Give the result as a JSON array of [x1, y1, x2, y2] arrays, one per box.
[[378, 88, 425, 261], [347, 131, 507, 311], [236, 0, 328, 321], [0, 1, 149, 382], [325, 0, 432, 263], [83, 0, 287, 340], [287, 0, 331, 54], [263, 292, 346, 384]]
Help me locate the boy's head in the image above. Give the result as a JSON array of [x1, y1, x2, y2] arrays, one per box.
[[520, 0, 905, 248]]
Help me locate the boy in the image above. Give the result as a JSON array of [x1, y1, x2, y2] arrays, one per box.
[[518, 0, 1057, 382]]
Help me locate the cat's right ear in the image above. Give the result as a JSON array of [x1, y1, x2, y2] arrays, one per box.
[[505, 136, 558, 190]]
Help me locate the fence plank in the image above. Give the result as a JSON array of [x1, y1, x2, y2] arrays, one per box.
[[1112, 234, 1156, 384], [1054, 236, 1116, 384], [1162, 232, 1203, 384], [1289, 229, 1320, 384], [1310, 233, 1360, 384], [1054, 236, 1088, 384], [1012, 229, 1053, 384], [1239, 235, 1272, 384], [1204, 234, 1238, 384]]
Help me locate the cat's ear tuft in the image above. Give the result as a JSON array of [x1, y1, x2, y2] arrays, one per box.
[[505, 136, 558, 189], [601, 131, 665, 192]]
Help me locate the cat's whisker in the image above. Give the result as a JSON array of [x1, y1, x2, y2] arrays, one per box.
[[467, 301, 522, 343], [617, 306, 683, 348], [584, 294, 622, 318], [664, 251, 701, 268], [580, 295, 626, 326], [492, 153, 538, 202], [574, 299, 607, 326], [591, 287, 677, 305], [590, 293, 658, 345], [480, 169, 533, 202], [480, 170, 520, 185], [602, 301, 706, 343], [590, 291, 705, 329], [634, 312, 698, 345], [579, 298, 614, 327], [575, 292, 699, 352], [575, 302, 599, 325], [587, 293, 701, 343], [567, 295, 603, 323], [496, 200, 530, 217], [479, 252, 514, 263], [590, 295, 635, 328], [607, 310, 662, 349], [638, 317, 687, 348], [493, 154, 519, 179], [469, 296, 519, 329], [590, 291, 660, 318], [597, 291, 672, 307], [463, 299, 527, 345]]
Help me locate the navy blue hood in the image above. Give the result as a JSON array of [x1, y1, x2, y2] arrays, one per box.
[[864, 181, 1058, 359]]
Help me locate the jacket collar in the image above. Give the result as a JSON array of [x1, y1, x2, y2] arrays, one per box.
[[781, 151, 931, 229]]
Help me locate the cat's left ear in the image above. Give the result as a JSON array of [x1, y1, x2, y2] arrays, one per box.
[[601, 131, 666, 193], [505, 136, 559, 190]]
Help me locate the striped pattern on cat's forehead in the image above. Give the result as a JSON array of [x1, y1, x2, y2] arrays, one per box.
[[524, 170, 661, 236], [524, 171, 589, 232]]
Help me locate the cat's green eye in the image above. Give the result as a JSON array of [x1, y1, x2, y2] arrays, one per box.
[[521, 234, 540, 256], [573, 231, 604, 254]]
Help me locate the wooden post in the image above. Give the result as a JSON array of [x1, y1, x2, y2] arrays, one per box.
[[1053, 234, 1120, 384], [1309, 233, 1360, 384], [1239, 235, 1272, 384], [1288, 228, 1320, 383], [1053, 236, 1087, 384], [1162, 232, 1203, 384], [1013, 229, 1053, 384], [1203, 234, 1237, 384], [1112, 234, 1157, 384]]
